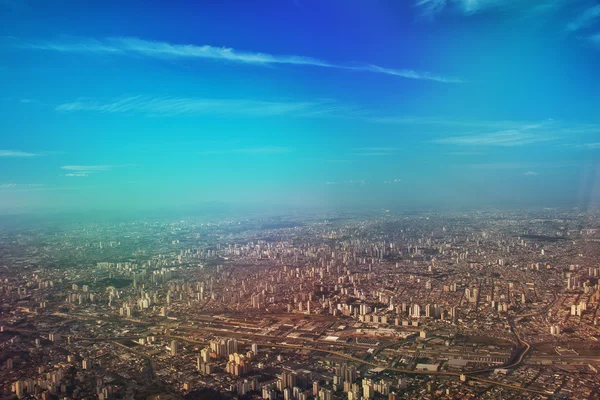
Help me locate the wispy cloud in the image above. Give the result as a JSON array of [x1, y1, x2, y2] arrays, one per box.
[[60, 164, 133, 177], [581, 142, 600, 149], [589, 33, 600, 46], [566, 5, 600, 32], [14, 36, 462, 83], [0, 183, 45, 189], [0, 150, 38, 157], [373, 117, 599, 146], [431, 123, 560, 147], [359, 65, 464, 83], [453, 0, 518, 15], [199, 147, 291, 155], [369, 116, 526, 129], [56, 95, 354, 118], [416, 0, 569, 18], [24, 36, 332, 66], [467, 162, 577, 170], [61, 165, 114, 171], [384, 178, 402, 184], [416, 0, 516, 17], [415, 0, 447, 18]]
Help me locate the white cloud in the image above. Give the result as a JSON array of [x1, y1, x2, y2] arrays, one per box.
[[468, 162, 577, 170], [589, 33, 600, 45], [60, 164, 133, 177], [0, 150, 37, 157], [373, 118, 599, 147], [369, 116, 530, 129], [18, 36, 462, 83], [0, 183, 45, 189], [416, 0, 447, 18], [566, 5, 600, 32], [61, 165, 113, 171], [27, 36, 332, 67], [416, 0, 569, 18], [582, 142, 600, 149], [455, 0, 513, 15], [56, 95, 358, 118], [360, 65, 464, 83], [384, 178, 402, 184], [432, 126, 557, 147], [416, 0, 510, 17]]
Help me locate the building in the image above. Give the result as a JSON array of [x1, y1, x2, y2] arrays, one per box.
[[171, 340, 179, 356]]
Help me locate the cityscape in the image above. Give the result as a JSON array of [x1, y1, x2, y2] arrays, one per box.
[[1, 210, 600, 399], [2, 0, 600, 399]]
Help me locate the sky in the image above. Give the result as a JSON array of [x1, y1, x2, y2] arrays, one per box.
[[1, 0, 600, 214]]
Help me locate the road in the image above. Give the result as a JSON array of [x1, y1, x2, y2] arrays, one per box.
[[4, 305, 561, 398], [64, 331, 551, 396]]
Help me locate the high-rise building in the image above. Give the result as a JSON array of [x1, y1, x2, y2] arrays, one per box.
[[13, 381, 23, 398], [281, 371, 297, 389], [171, 340, 179, 356], [226, 338, 238, 356], [200, 347, 210, 362], [411, 303, 421, 318]]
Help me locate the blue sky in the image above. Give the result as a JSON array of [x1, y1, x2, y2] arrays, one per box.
[[1, 0, 599, 213]]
